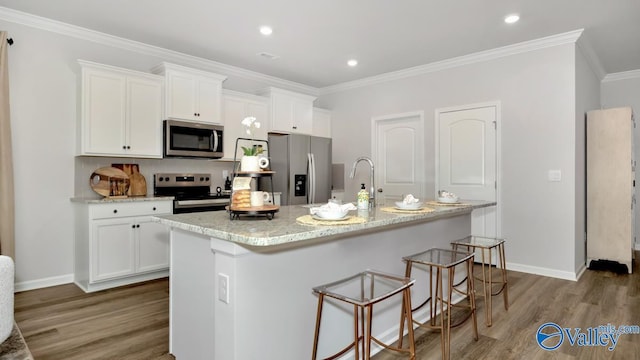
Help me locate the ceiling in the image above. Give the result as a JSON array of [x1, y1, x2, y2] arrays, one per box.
[[0, 0, 638, 88]]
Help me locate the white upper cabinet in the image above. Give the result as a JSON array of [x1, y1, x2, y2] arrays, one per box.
[[259, 87, 316, 135], [312, 107, 332, 138], [78, 60, 163, 158], [221, 90, 269, 161], [152, 62, 227, 124]]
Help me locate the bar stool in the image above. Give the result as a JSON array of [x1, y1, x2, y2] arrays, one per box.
[[451, 235, 508, 327], [398, 248, 478, 360], [312, 270, 416, 360]]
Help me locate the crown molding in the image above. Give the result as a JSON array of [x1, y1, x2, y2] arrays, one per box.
[[320, 29, 585, 95], [575, 33, 606, 80], [0, 6, 319, 96], [602, 69, 640, 83]]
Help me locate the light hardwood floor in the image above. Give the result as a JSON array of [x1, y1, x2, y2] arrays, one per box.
[[14, 278, 173, 360], [13, 253, 640, 360]]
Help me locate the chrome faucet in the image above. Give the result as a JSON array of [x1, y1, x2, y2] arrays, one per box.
[[349, 156, 375, 208]]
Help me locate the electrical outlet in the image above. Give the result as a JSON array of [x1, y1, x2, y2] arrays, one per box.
[[218, 273, 230, 304]]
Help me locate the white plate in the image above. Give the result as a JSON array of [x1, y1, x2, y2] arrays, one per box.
[[437, 197, 459, 204], [312, 215, 351, 221], [394, 206, 423, 211]]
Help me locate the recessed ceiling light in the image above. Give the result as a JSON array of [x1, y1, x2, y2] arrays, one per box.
[[504, 14, 520, 24], [347, 59, 358, 67], [259, 26, 273, 36]]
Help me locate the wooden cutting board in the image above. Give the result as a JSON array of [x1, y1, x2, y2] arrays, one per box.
[[128, 171, 147, 196], [112, 163, 147, 196], [90, 167, 130, 198]]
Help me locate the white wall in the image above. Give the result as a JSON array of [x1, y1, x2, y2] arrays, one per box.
[[574, 45, 601, 274], [318, 44, 582, 278], [0, 19, 295, 288], [601, 73, 640, 250]]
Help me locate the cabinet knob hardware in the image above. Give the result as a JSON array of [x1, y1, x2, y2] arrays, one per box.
[[377, 188, 383, 193], [113, 209, 118, 214], [122, 146, 126, 149], [153, 207, 157, 211], [136, 224, 140, 228], [127, 146, 131, 149], [132, 224, 135, 228], [292, 126, 297, 129]]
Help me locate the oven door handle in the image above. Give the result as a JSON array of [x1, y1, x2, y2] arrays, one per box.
[[175, 199, 229, 207]]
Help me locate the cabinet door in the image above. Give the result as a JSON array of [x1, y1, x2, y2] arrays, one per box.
[[291, 98, 313, 134], [222, 96, 270, 161], [82, 69, 127, 155], [196, 78, 223, 124], [312, 108, 331, 138], [222, 96, 247, 160], [270, 93, 293, 133], [166, 71, 197, 121], [247, 101, 269, 140], [136, 217, 170, 273], [91, 218, 136, 282], [126, 77, 163, 157]]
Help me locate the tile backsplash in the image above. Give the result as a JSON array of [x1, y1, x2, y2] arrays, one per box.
[[75, 156, 235, 198]]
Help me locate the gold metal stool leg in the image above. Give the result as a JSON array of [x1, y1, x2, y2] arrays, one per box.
[[499, 243, 509, 310], [312, 293, 324, 360]]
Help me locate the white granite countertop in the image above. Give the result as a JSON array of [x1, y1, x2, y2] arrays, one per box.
[[70, 196, 174, 204], [154, 200, 495, 247]]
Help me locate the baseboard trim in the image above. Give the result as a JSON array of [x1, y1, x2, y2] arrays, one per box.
[[506, 262, 578, 281], [14, 274, 74, 292]]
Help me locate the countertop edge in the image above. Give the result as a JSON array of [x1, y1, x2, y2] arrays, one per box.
[[155, 201, 495, 247], [70, 196, 174, 204]]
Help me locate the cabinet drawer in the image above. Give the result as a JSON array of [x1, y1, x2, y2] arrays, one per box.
[[90, 201, 172, 219]]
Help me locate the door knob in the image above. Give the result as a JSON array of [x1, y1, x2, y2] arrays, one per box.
[[377, 188, 383, 192]]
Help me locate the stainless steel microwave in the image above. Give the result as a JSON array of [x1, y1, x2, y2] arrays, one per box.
[[164, 120, 224, 159]]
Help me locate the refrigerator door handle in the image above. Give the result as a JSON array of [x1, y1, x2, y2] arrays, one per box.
[[310, 153, 317, 203], [307, 153, 313, 204]]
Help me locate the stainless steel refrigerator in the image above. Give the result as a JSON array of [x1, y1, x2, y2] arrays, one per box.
[[265, 133, 332, 205]]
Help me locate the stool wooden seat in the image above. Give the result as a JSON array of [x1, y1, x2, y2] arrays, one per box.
[[451, 235, 508, 327], [312, 269, 416, 360], [399, 248, 478, 360]]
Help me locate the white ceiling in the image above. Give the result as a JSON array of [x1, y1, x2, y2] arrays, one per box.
[[0, 0, 638, 88]]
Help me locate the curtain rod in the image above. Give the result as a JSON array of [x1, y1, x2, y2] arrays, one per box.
[[6, 38, 13, 46]]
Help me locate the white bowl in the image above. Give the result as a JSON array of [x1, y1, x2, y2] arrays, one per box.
[[312, 208, 349, 220], [395, 201, 423, 209], [437, 197, 459, 203]]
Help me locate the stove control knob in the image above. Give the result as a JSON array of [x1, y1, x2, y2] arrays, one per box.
[[200, 177, 204, 181], [206, 177, 210, 181], [164, 177, 169, 182]]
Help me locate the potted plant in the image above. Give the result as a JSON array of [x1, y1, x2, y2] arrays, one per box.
[[240, 116, 263, 171]]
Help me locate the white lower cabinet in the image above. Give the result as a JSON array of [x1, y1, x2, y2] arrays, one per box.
[[74, 200, 172, 292]]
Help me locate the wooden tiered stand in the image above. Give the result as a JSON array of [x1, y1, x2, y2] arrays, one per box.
[[228, 138, 279, 220]]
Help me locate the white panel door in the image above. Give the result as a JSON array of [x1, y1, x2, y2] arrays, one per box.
[[126, 76, 163, 157], [374, 112, 425, 205], [84, 69, 126, 154], [437, 105, 497, 237], [137, 217, 170, 273], [166, 71, 197, 121], [197, 78, 222, 124], [91, 219, 136, 282]]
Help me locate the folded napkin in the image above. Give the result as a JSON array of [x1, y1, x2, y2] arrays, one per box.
[[402, 194, 420, 204], [309, 202, 357, 215]]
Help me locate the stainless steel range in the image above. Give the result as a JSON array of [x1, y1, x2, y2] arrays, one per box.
[[154, 173, 230, 213]]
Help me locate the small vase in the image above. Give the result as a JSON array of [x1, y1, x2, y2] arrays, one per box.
[[241, 156, 260, 172]]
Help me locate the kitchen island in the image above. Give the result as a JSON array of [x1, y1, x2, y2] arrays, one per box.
[[155, 200, 495, 360]]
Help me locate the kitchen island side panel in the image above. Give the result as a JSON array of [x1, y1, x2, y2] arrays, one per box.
[[169, 214, 471, 360]]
